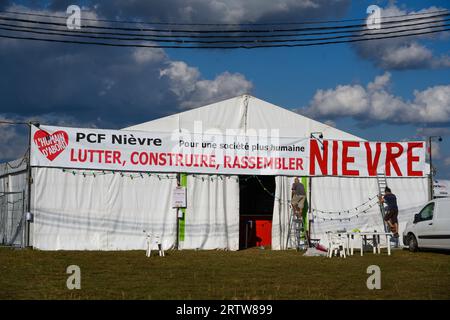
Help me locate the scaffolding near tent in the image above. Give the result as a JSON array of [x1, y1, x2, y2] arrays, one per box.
[[0, 157, 28, 248]]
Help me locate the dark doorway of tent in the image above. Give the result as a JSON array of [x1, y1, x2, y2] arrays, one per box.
[[239, 176, 275, 250]]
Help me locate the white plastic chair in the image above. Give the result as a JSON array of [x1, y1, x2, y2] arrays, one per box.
[[326, 232, 347, 258], [143, 230, 165, 257]]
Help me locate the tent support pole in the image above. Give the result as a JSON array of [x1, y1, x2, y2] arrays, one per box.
[[26, 122, 32, 248], [308, 176, 312, 247], [22, 189, 26, 248], [176, 208, 179, 250], [176, 173, 180, 250], [308, 132, 322, 248], [428, 136, 433, 201]]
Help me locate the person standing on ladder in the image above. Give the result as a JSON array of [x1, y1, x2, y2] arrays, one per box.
[[379, 187, 399, 238], [291, 178, 306, 220]]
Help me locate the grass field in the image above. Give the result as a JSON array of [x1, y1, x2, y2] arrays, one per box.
[[0, 247, 449, 300]]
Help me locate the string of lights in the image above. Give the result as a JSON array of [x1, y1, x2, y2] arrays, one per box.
[[191, 174, 239, 183], [254, 175, 275, 198], [312, 195, 379, 214], [313, 208, 375, 222], [313, 197, 380, 222], [57, 169, 382, 222], [252, 174, 382, 221], [60, 169, 259, 183], [61, 168, 177, 180], [254, 175, 382, 218], [254, 175, 293, 205], [61, 169, 244, 182]]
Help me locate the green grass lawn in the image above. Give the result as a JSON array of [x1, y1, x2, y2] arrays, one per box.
[[0, 247, 449, 300]]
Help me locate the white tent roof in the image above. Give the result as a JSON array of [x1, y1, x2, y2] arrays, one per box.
[[125, 95, 363, 141]]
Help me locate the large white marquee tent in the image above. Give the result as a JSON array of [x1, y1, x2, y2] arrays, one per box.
[[0, 95, 429, 250]]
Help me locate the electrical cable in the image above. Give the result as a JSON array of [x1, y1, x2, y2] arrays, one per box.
[[1, 17, 446, 39], [0, 11, 448, 33], [0, 17, 447, 43], [0, 26, 448, 49], [0, 8, 447, 26]]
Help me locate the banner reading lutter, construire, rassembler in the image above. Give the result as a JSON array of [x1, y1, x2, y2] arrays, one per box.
[[30, 125, 427, 177]]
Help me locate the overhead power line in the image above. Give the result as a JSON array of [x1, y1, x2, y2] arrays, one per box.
[[1, 21, 448, 45], [0, 16, 447, 40], [0, 8, 448, 26], [0, 11, 448, 33], [0, 26, 448, 49], [0, 9, 448, 49]]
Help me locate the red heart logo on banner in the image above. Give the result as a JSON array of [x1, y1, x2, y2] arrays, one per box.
[[33, 130, 69, 161]]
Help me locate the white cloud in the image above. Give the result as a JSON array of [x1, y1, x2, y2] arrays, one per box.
[[160, 61, 201, 97], [413, 86, 450, 122], [367, 72, 391, 91], [132, 48, 167, 64], [302, 84, 368, 118], [416, 127, 450, 137], [0, 6, 255, 123], [160, 61, 253, 108], [353, 5, 450, 70], [379, 42, 433, 70], [301, 72, 450, 124], [83, 0, 350, 25]]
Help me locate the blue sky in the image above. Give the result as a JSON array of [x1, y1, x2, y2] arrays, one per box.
[[0, 0, 449, 178]]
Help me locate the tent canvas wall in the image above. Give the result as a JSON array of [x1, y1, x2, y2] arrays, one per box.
[[1, 95, 429, 250]]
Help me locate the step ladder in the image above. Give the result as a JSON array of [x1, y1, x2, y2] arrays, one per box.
[[377, 174, 400, 247], [376, 173, 389, 233], [286, 207, 307, 250]]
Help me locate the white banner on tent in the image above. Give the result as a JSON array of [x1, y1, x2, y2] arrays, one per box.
[[308, 139, 427, 177], [30, 125, 427, 177], [30, 125, 309, 176]]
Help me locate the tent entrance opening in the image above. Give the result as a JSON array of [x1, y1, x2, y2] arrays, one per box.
[[239, 175, 275, 249]]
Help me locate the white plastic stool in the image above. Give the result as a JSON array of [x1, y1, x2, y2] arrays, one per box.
[[143, 231, 165, 257], [326, 232, 347, 258]]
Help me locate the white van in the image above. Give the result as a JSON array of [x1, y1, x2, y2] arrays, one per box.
[[403, 198, 450, 251]]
